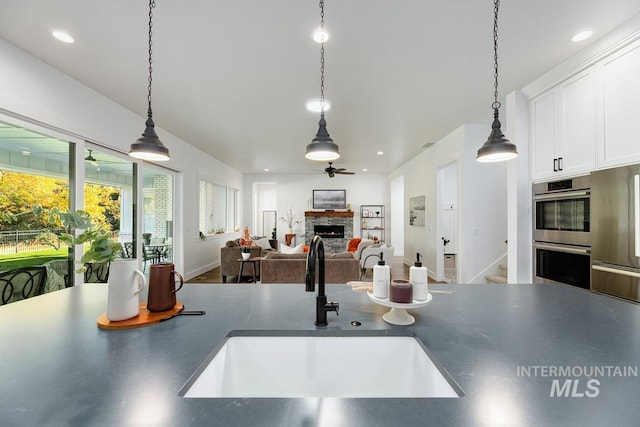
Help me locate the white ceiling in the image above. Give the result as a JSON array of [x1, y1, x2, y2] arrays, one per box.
[[1, 0, 639, 175]]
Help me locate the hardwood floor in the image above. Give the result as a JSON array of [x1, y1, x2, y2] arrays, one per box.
[[187, 256, 443, 283]]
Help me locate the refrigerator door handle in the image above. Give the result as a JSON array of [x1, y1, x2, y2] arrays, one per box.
[[635, 174, 639, 258], [592, 264, 640, 279]]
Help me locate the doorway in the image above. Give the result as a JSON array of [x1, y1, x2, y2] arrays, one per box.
[[436, 162, 458, 283]]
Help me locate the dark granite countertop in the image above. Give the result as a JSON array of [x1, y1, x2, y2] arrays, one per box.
[[1, 283, 639, 426]]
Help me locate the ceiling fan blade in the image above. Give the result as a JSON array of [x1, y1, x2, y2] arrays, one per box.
[[333, 168, 346, 172], [335, 171, 355, 175]]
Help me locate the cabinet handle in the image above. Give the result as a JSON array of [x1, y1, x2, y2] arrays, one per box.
[[558, 157, 563, 171], [553, 158, 558, 172]]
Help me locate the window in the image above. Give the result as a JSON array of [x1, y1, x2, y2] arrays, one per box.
[[199, 180, 238, 235], [0, 119, 142, 292], [0, 121, 72, 291]]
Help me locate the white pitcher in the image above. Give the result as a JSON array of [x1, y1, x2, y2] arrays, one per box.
[[106, 259, 146, 321]]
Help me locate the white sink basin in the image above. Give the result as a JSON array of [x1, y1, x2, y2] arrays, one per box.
[[180, 331, 462, 398]]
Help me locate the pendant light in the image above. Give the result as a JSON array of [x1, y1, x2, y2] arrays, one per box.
[[476, 0, 518, 163], [305, 0, 340, 161], [129, 0, 170, 162]]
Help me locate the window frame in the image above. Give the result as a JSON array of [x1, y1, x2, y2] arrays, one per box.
[[198, 178, 238, 238]]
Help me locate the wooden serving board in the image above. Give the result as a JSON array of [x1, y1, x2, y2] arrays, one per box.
[[97, 302, 184, 330]]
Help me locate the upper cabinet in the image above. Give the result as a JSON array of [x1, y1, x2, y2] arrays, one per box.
[[530, 69, 597, 181], [599, 41, 640, 168], [529, 37, 640, 182]]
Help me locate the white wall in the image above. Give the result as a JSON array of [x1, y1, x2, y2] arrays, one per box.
[[390, 175, 404, 256], [390, 124, 508, 283], [0, 39, 243, 280], [243, 173, 389, 246]]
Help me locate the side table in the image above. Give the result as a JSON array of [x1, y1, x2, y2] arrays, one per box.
[[237, 257, 262, 283]]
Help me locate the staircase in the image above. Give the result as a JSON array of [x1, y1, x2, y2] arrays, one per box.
[[485, 264, 507, 284]]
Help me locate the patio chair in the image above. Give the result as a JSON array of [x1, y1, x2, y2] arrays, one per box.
[[83, 263, 110, 283], [0, 266, 47, 305]]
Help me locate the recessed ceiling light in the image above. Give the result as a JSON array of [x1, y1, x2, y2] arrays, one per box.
[[362, 168, 368, 172], [377, 151, 384, 155], [263, 168, 270, 172], [51, 30, 74, 43], [52, 30, 74, 43], [305, 99, 331, 113], [312, 29, 329, 43], [571, 30, 593, 42]]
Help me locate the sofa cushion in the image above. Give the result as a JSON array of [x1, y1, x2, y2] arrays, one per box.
[[265, 252, 307, 260], [327, 252, 355, 259]]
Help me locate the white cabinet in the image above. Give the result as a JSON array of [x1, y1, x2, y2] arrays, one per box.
[[599, 41, 640, 167], [530, 69, 597, 181], [530, 89, 557, 179]]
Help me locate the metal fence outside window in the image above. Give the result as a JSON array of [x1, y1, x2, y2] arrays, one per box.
[[0, 229, 66, 255]]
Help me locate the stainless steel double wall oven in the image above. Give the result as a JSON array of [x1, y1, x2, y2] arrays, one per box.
[[532, 175, 591, 290]]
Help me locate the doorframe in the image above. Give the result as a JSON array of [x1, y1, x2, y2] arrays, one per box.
[[436, 161, 459, 283]]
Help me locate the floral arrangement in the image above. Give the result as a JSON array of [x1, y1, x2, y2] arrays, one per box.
[[279, 209, 301, 230], [239, 226, 252, 246]]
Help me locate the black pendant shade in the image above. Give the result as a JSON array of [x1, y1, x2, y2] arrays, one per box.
[[129, 113, 170, 161], [476, 109, 518, 162], [305, 113, 340, 161]]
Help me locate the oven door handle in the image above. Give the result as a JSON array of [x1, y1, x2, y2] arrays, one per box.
[[592, 263, 640, 279], [532, 190, 590, 201], [533, 242, 590, 255]]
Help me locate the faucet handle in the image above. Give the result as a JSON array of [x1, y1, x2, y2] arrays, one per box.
[[326, 301, 339, 316]]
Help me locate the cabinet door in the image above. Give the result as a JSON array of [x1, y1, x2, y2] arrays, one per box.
[[530, 89, 558, 180], [600, 41, 640, 167], [558, 69, 597, 175]]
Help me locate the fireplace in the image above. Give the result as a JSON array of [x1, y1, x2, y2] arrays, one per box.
[[305, 211, 353, 254], [314, 225, 345, 239]]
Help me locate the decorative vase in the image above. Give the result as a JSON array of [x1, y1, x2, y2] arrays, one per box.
[[106, 259, 146, 321], [242, 252, 251, 260]]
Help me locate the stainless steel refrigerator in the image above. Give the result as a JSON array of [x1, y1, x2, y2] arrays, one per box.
[[591, 164, 640, 302]]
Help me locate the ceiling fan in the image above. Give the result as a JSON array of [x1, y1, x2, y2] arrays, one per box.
[[324, 162, 355, 178], [85, 149, 99, 167]]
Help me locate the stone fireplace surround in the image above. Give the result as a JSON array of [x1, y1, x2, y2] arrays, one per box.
[[304, 211, 354, 254]]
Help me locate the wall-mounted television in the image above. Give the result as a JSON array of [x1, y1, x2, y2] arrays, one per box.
[[313, 189, 346, 210]]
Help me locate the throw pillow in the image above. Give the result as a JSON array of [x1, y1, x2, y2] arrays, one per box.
[[347, 238, 361, 252], [280, 243, 303, 254], [255, 237, 272, 250]]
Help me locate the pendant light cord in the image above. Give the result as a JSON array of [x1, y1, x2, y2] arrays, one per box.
[[319, 0, 325, 115], [147, 0, 156, 118], [492, 0, 500, 110]]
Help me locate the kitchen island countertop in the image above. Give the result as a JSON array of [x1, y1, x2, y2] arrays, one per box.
[[1, 283, 639, 426]]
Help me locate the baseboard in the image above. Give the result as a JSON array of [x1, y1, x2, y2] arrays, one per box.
[[185, 261, 219, 281]]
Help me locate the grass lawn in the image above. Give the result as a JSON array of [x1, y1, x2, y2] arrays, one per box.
[[0, 248, 69, 271]]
